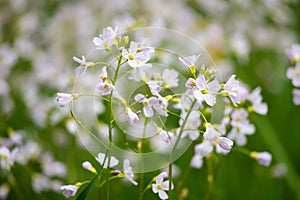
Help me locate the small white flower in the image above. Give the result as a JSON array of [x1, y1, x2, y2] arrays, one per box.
[[152, 172, 174, 200], [185, 78, 197, 89], [134, 94, 157, 118], [286, 44, 300, 63], [250, 151, 272, 166], [287, 63, 300, 87], [73, 56, 94, 75], [56, 93, 79, 108], [248, 87, 268, 115], [222, 75, 240, 106], [122, 41, 152, 68], [126, 107, 139, 124], [60, 184, 80, 198], [123, 159, 138, 186], [95, 153, 119, 168], [191, 75, 220, 106], [201, 126, 233, 155], [93, 26, 117, 49], [179, 54, 200, 68]]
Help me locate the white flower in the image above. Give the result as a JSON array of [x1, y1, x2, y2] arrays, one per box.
[[190, 75, 220, 106], [250, 151, 272, 166], [95, 153, 119, 168], [152, 172, 174, 200], [123, 159, 138, 186], [0, 146, 17, 171], [198, 126, 233, 156], [248, 87, 268, 115], [228, 121, 255, 146], [292, 89, 300, 105], [95, 82, 115, 95], [73, 56, 94, 75], [287, 63, 300, 87], [60, 184, 80, 198], [222, 75, 240, 106], [122, 41, 152, 68], [152, 94, 168, 117], [93, 26, 117, 49], [134, 94, 157, 118], [162, 69, 179, 88], [286, 44, 300, 63], [179, 54, 200, 68], [95, 67, 115, 95], [56, 93, 79, 108], [185, 78, 197, 89], [126, 107, 139, 124]]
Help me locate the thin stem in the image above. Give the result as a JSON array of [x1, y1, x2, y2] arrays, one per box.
[[204, 153, 214, 200], [138, 185, 152, 200], [168, 99, 197, 199]]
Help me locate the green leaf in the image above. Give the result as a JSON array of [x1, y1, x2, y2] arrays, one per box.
[[76, 174, 99, 200]]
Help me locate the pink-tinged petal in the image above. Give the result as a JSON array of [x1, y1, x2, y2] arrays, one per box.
[[195, 141, 213, 157], [195, 75, 207, 89], [190, 154, 203, 169], [217, 137, 233, 152], [292, 89, 300, 105], [253, 102, 268, 115], [188, 131, 199, 141], [134, 94, 145, 102], [143, 106, 153, 117], [235, 134, 247, 146], [152, 184, 159, 193], [158, 190, 168, 200], [162, 180, 174, 190], [203, 127, 219, 140], [286, 67, 294, 79], [204, 93, 216, 106], [135, 52, 151, 63], [185, 78, 196, 89], [208, 80, 220, 93], [148, 97, 158, 105], [93, 37, 103, 47], [156, 173, 164, 184], [193, 90, 204, 103]]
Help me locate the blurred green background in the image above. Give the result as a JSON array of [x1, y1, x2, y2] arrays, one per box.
[[1, 0, 300, 199]]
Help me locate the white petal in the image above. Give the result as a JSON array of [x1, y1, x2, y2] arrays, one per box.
[[204, 93, 216, 106], [193, 90, 204, 103], [158, 190, 168, 200]]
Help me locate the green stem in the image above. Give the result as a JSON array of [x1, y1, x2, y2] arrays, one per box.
[[106, 54, 123, 200], [204, 154, 214, 200], [138, 185, 152, 200], [168, 99, 197, 199]]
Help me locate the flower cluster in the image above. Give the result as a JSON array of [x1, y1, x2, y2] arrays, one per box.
[[56, 26, 273, 199], [286, 44, 300, 105]]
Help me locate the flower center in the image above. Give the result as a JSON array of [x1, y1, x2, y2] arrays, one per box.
[[201, 88, 208, 94], [157, 184, 163, 190], [129, 54, 135, 60]]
